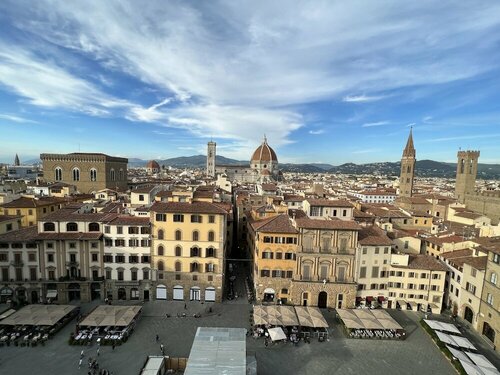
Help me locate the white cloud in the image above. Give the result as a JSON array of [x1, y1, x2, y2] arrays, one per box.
[[309, 129, 325, 135], [352, 148, 381, 154], [343, 94, 387, 103], [362, 121, 389, 127], [0, 113, 37, 123], [426, 134, 500, 142]]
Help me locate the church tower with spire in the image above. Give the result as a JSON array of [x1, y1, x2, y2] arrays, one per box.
[[14, 154, 20, 166], [399, 128, 416, 197]]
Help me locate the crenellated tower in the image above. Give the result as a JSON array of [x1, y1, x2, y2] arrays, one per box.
[[455, 150, 480, 203], [399, 128, 416, 197]]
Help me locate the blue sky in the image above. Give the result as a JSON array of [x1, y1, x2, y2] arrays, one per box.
[[1, 1, 500, 165]]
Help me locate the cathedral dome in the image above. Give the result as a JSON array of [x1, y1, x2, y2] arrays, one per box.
[[146, 160, 160, 170], [251, 137, 278, 163]]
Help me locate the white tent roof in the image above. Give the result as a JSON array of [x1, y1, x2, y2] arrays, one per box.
[[337, 309, 403, 331], [0, 305, 76, 326], [79, 305, 141, 327], [424, 319, 461, 334], [436, 332, 476, 351], [268, 327, 287, 341]]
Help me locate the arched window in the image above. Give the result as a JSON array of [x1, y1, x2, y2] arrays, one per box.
[[208, 231, 215, 242], [192, 230, 199, 242], [157, 261, 164, 271], [175, 230, 182, 241], [460, 159, 465, 174], [55, 167, 62, 181], [110, 168, 116, 181], [206, 247, 216, 258], [119, 169, 124, 181], [190, 247, 200, 257], [88, 222, 100, 232], [157, 229, 164, 240], [175, 261, 182, 272], [190, 262, 199, 272], [43, 222, 55, 231], [90, 168, 97, 182], [158, 245, 164, 256], [206, 263, 215, 273], [407, 165, 411, 173], [66, 222, 78, 231], [175, 246, 182, 257], [72, 168, 80, 181]]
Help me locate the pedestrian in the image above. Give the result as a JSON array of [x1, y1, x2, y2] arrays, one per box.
[[79, 358, 83, 369], [81, 349, 85, 358], [160, 343, 164, 354], [184, 303, 187, 310], [155, 334, 159, 342], [112, 343, 115, 350], [97, 348, 100, 357], [264, 338, 268, 347]]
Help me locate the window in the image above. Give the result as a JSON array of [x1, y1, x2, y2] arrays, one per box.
[[342, 209, 347, 217], [302, 264, 311, 280], [466, 282, 476, 295], [190, 263, 199, 272], [44, 222, 55, 231], [339, 238, 348, 252], [175, 230, 182, 241], [104, 238, 113, 246], [175, 246, 182, 257], [493, 253, 499, 264], [72, 168, 80, 181], [48, 270, 55, 280], [104, 226, 110, 234], [206, 263, 215, 273], [117, 270, 124, 281], [362, 247, 367, 255], [30, 268, 37, 281], [66, 222, 78, 231], [375, 247, 379, 255], [115, 239, 125, 247], [263, 236, 273, 243], [208, 231, 215, 242], [128, 227, 139, 234], [117, 226, 123, 234], [359, 267, 366, 278], [276, 252, 282, 259], [371, 266, 379, 278], [157, 246, 164, 256], [91, 253, 98, 262], [206, 248, 216, 258], [157, 261, 164, 271], [90, 168, 97, 181], [119, 169, 124, 181], [139, 194, 144, 202], [157, 230, 164, 240], [109, 168, 116, 181], [0, 253, 7, 261], [89, 222, 100, 232], [103, 254, 113, 263], [191, 215, 203, 223], [471, 268, 477, 277], [69, 242, 76, 249], [190, 247, 200, 257], [320, 264, 329, 279], [285, 252, 295, 260], [490, 272, 497, 285], [131, 270, 138, 281], [143, 270, 149, 280], [384, 247, 389, 254], [208, 215, 215, 223], [129, 255, 139, 263], [115, 255, 125, 263], [192, 231, 199, 241], [173, 214, 184, 222], [262, 251, 273, 259], [486, 293, 493, 305], [142, 255, 150, 263], [141, 226, 150, 234], [47, 253, 54, 262], [155, 214, 166, 222], [55, 167, 62, 181], [175, 262, 182, 272], [260, 269, 270, 277]]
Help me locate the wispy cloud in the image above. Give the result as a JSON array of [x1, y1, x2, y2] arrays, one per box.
[[362, 121, 389, 127], [0, 113, 37, 123], [426, 134, 500, 142], [352, 148, 381, 154], [309, 129, 325, 135], [343, 94, 388, 103]]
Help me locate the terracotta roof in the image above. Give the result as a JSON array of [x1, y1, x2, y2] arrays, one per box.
[[251, 137, 278, 162], [353, 209, 373, 218], [440, 249, 474, 260], [0, 226, 38, 242], [0, 196, 65, 208], [40, 208, 118, 223], [107, 216, 150, 225], [358, 226, 393, 246], [156, 191, 172, 197], [0, 215, 21, 223], [132, 186, 156, 194], [464, 256, 488, 270], [393, 255, 447, 272], [426, 235, 467, 246], [295, 217, 361, 231], [472, 236, 500, 255], [306, 199, 353, 208], [151, 201, 227, 215], [146, 160, 160, 169], [252, 214, 298, 234], [454, 211, 484, 220], [35, 232, 103, 240], [284, 195, 304, 202]]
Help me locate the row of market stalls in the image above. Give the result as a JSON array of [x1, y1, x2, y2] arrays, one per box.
[[424, 319, 500, 375], [73, 305, 142, 345], [252, 305, 329, 342], [0, 305, 78, 346], [337, 309, 406, 339]]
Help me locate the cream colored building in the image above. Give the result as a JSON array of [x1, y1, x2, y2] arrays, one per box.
[[0, 215, 21, 234], [150, 201, 228, 302], [0, 196, 66, 227]]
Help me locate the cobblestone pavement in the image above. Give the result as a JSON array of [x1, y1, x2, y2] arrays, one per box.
[[0, 301, 465, 375]]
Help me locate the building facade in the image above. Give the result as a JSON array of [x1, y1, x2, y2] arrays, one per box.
[[41, 152, 128, 193]]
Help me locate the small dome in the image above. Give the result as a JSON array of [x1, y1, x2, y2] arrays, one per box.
[[147, 160, 160, 170], [261, 169, 271, 175], [251, 136, 278, 163]]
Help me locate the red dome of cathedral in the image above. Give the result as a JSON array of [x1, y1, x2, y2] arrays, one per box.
[[251, 136, 278, 163], [146, 160, 160, 170]]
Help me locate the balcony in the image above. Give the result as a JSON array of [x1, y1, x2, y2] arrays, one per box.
[[66, 261, 79, 267], [10, 260, 24, 267]]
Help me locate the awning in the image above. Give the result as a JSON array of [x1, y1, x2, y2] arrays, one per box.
[[47, 290, 58, 298], [268, 327, 287, 341], [263, 288, 275, 294], [377, 296, 385, 303], [366, 296, 374, 303]]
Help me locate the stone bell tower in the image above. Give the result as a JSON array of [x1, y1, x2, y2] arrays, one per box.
[[455, 150, 480, 203], [399, 128, 416, 198], [206, 141, 216, 178]]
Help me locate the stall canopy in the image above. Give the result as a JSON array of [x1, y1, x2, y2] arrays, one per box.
[[337, 309, 403, 331], [79, 305, 141, 327], [268, 327, 287, 341], [253, 305, 267, 326], [0, 305, 76, 326], [424, 319, 461, 334], [435, 331, 476, 351], [252, 305, 321, 327]]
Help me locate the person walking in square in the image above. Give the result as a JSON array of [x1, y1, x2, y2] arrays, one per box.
[[184, 303, 187, 310], [155, 334, 159, 342], [97, 347, 100, 357], [81, 349, 85, 358], [160, 343, 164, 355], [79, 358, 83, 369]]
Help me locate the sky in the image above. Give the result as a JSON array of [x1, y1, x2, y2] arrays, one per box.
[[1, 1, 500, 165]]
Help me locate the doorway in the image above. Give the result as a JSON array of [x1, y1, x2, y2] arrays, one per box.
[[464, 306, 474, 323], [318, 291, 328, 308]]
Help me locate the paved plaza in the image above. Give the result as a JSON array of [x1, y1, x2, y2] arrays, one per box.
[[0, 300, 481, 375]]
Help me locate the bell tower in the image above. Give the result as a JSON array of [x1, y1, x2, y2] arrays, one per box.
[[206, 141, 216, 178], [399, 128, 416, 198], [455, 150, 480, 203]]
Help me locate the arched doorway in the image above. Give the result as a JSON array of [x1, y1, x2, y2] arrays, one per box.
[[173, 285, 184, 300], [91, 283, 101, 300], [263, 288, 275, 303], [156, 284, 167, 300], [31, 290, 39, 304], [0, 287, 13, 303], [16, 287, 27, 304], [302, 292, 309, 306], [190, 286, 201, 301], [464, 306, 474, 323], [117, 288, 126, 300], [318, 291, 328, 308], [482, 322, 495, 343], [68, 283, 81, 301]]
